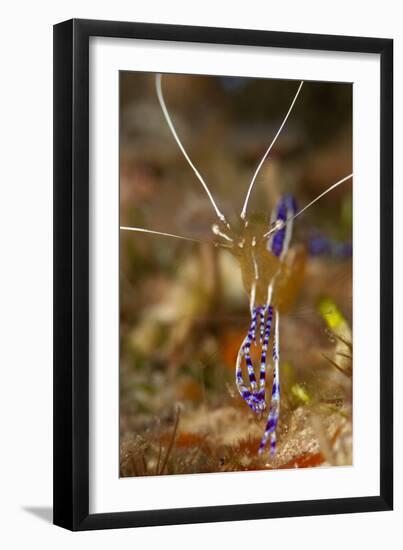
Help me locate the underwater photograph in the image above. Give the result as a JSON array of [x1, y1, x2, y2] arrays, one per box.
[[119, 71, 353, 477]]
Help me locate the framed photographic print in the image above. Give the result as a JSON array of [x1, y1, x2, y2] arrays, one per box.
[[53, 19, 393, 530]]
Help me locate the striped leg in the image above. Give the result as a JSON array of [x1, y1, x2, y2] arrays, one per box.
[[243, 310, 259, 393], [258, 309, 281, 455], [269, 313, 280, 455], [259, 306, 265, 343], [236, 308, 260, 412], [236, 306, 269, 414], [235, 345, 258, 412], [256, 306, 273, 409]]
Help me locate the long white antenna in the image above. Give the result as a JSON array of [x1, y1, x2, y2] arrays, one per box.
[[120, 225, 203, 243], [240, 80, 304, 221], [155, 74, 227, 225], [264, 173, 353, 238]]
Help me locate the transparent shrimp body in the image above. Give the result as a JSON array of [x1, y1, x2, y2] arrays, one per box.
[[214, 195, 306, 455]]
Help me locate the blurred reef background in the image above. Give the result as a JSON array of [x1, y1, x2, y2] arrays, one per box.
[[119, 72, 353, 476]]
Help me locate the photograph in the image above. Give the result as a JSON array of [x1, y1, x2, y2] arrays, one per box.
[[119, 71, 353, 477]]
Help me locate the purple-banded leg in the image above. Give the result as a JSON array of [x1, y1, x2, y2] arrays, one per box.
[[256, 305, 273, 408], [235, 344, 257, 412], [236, 306, 268, 413], [258, 309, 280, 456], [236, 307, 259, 412], [259, 307, 265, 344], [269, 314, 280, 455], [243, 307, 260, 393]]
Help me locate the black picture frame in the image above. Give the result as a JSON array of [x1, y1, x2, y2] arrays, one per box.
[[53, 18, 393, 531]]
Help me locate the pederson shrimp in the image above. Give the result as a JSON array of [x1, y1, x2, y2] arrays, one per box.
[[120, 74, 352, 455]]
